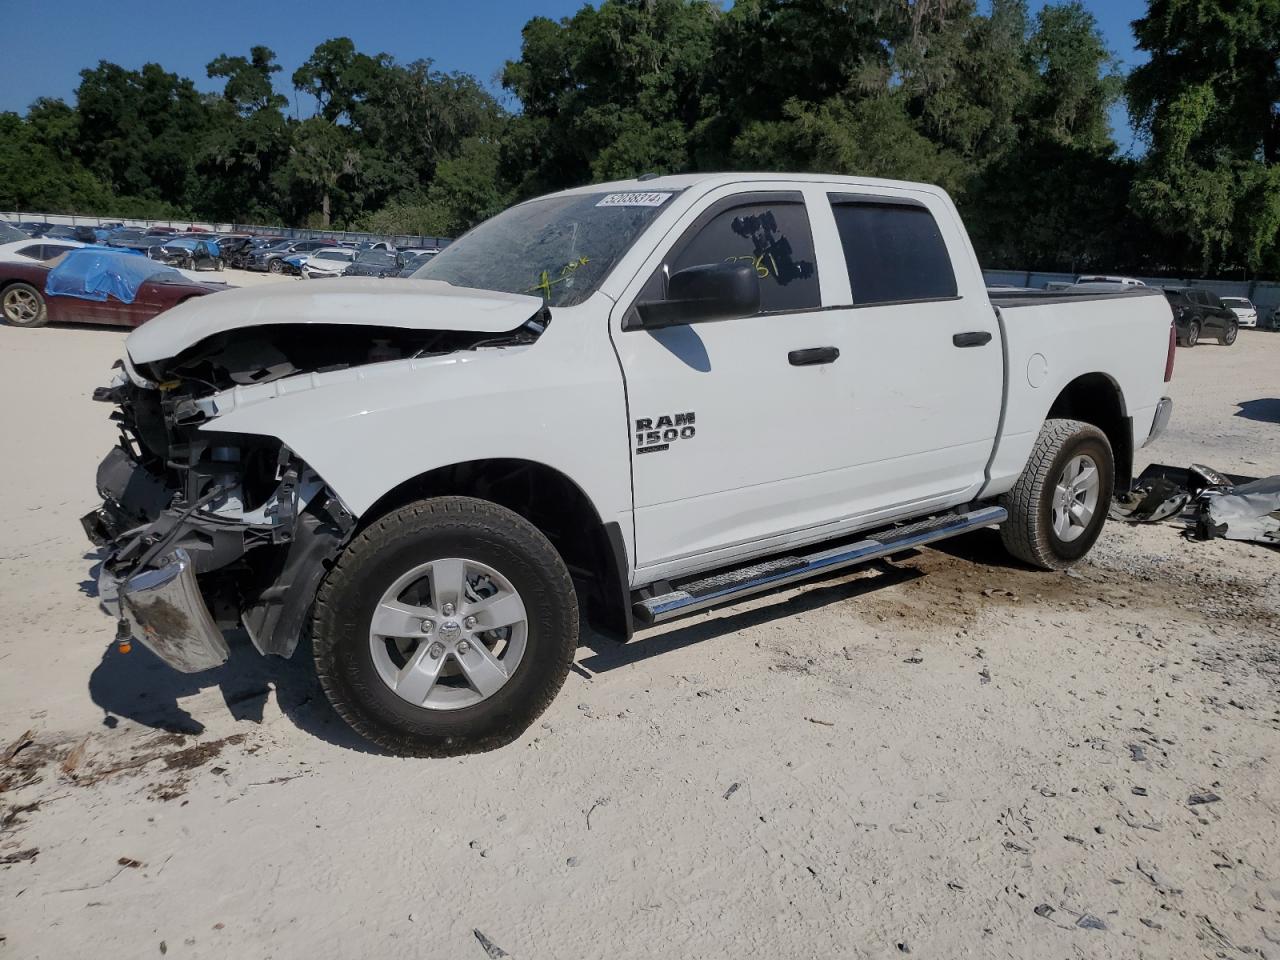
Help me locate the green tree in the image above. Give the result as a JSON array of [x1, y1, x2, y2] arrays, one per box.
[[74, 61, 211, 206], [199, 47, 292, 222], [286, 117, 363, 226], [502, 1, 719, 192], [207, 45, 288, 115], [0, 112, 111, 212], [1128, 0, 1280, 272]]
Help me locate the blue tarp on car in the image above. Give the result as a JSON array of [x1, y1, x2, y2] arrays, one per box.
[[45, 247, 184, 303]]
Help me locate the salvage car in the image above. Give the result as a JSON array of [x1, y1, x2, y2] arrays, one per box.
[[395, 249, 437, 277], [1220, 296, 1258, 328], [150, 237, 224, 272], [247, 239, 329, 274], [299, 247, 357, 279], [0, 238, 83, 263], [1, 248, 219, 328], [85, 173, 1176, 757], [110, 235, 172, 256], [1162, 287, 1238, 346], [343, 248, 405, 278]]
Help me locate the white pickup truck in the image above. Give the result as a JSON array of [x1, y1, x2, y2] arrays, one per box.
[[83, 173, 1176, 756]]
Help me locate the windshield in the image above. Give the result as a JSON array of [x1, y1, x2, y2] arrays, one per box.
[[357, 250, 397, 266], [1222, 298, 1250, 307], [316, 250, 351, 261], [412, 190, 678, 306], [0, 223, 25, 243]]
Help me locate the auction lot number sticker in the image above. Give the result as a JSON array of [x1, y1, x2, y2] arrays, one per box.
[[597, 192, 673, 207]]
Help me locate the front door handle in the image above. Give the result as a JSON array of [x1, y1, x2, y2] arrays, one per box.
[[953, 331, 993, 348], [788, 346, 840, 366]]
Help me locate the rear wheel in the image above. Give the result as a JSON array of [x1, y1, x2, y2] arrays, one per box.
[[1218, 319, 1238, 345], [1186, 321, 1200, 346], [313, 496, 578, 757], [1, 283, 48, 327], [999, 419, 1113, 570]]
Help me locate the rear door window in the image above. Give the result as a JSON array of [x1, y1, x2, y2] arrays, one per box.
[[648, 194, 820, 313], [828, 198, 957, 306]]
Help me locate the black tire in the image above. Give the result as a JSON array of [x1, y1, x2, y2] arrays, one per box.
[[313, 496, 578, 757], [268, 259, 284, 274], [1218, 319, 1237, 345], [1186, 321, 1200, 346], [1, 282, 49, 328], [998, 419, 1114, 570]]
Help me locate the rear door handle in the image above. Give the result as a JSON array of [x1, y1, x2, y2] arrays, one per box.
[[952, 331, 993, 348], [788, 346, 840, 366]]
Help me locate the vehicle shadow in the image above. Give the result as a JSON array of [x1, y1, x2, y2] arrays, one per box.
[[1235, 398, 1280, 425], [577, 559, 923, 674], [86, 620, 386, 754], [925, 526, 1033, 571]]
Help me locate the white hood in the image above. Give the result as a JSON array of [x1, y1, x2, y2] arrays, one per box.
[[126, 278, 545, 363]]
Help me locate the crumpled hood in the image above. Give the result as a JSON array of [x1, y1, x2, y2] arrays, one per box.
[[126, 277, 544, 364]]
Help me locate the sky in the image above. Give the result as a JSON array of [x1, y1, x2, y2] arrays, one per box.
[[1, 0, 1151, 149]]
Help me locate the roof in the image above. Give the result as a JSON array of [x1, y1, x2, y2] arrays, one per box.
[[549, 170, 950, 200]]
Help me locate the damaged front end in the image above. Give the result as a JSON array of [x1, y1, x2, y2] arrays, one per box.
[[84, 282, 550, 673], [84, 326, 497, 671]]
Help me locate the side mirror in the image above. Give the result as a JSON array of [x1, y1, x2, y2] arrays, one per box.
[[633, 262, 761, 329]]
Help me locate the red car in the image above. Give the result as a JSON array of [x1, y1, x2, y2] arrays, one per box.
[[0, 255, 222, 329]]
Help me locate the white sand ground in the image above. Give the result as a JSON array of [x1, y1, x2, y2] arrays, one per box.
[[0, 316, 1277, 959]]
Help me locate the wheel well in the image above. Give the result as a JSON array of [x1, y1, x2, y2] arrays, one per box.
[[1047, 373, 1132, 491], [359, 459, 631, 639]]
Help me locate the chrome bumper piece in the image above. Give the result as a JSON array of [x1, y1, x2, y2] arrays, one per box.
[[100, 549, 230, 673], [1144, 397, 1173, 447]]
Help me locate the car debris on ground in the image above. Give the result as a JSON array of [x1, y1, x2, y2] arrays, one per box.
[[1111, 462, 1280, 545]]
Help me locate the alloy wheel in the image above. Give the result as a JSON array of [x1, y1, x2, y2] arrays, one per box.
[[1051, 453, 1100, 543], [368, 557, 528, 711], [2, 288, 40, 323]]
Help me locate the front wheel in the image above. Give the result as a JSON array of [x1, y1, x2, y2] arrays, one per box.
[[999, 419, 1114, 570], [2, 283, 49, 327], [313, 496, 578, 757], [268, 259, 284, 275], [1218, 319, 1238, 345]]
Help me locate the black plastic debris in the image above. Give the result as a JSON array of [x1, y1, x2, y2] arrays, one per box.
[[473, 929, 510, 959], [1112, 462, 1280, 545], [1034, 904, 1055, 919], [1188, 791, 1221, 806], [1076, 914, 1107, 931]]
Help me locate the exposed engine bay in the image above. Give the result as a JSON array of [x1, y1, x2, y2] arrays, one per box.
[[82, 318, 546, 671]]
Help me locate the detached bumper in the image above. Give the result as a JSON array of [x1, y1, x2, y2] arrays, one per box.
[[1144, 397, 1173, 448], [99, 549, 230, 673]]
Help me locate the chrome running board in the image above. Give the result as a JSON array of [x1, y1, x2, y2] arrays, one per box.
[[633, 505, 1007, 626]]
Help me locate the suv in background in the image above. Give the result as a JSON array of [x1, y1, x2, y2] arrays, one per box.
[[247, 239, 329, 274], [1220, 296, 1258, 328], [1162, 287, 1239, 346]]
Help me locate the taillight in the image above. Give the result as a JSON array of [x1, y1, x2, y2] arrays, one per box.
[[1164, 322, 1176, 382]]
